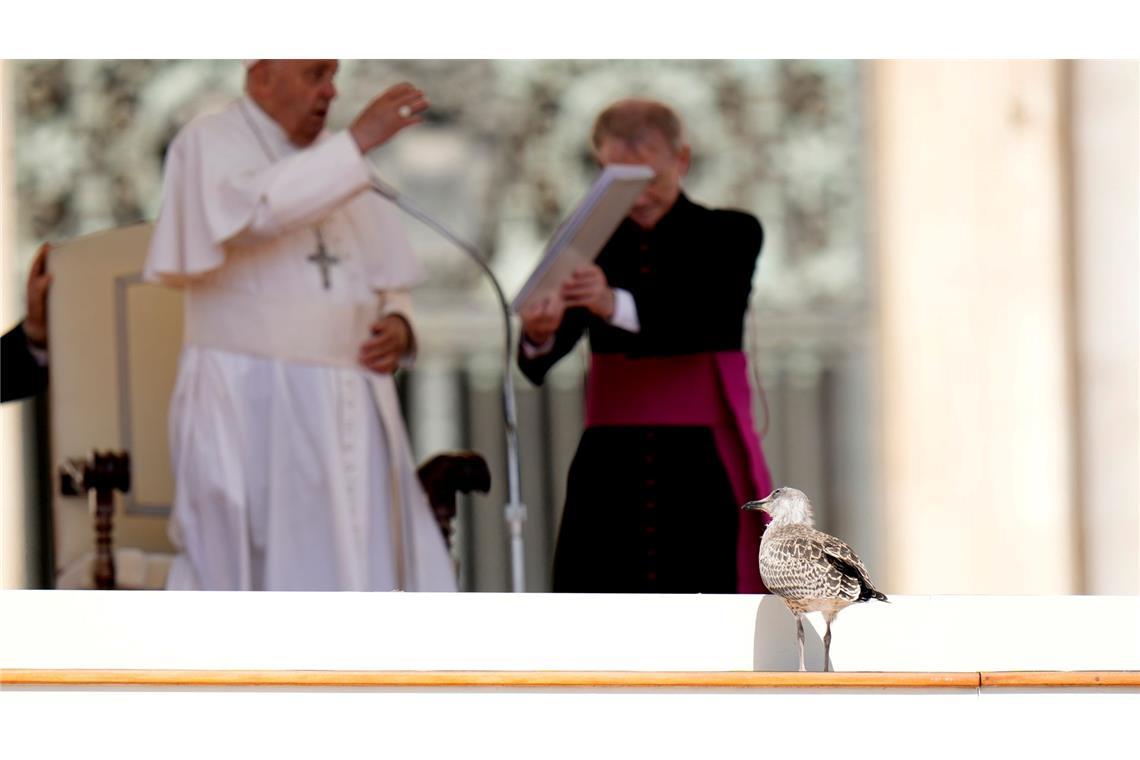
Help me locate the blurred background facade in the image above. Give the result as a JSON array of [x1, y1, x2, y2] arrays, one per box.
[[1, 59, 1135, 594]]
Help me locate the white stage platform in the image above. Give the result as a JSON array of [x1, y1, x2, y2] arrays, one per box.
[[2, 592, 1137, 758]]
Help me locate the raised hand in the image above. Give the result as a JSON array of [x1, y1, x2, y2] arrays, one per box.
[[350, 82, 430, 154]]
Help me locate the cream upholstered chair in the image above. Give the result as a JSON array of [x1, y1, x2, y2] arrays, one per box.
[[47, 223, 180, 589]]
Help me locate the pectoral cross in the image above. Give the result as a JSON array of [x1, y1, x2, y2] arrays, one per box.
[[307, 230, 340, 290]]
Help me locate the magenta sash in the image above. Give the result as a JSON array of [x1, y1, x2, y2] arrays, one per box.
[[584, 351, 773, 593]]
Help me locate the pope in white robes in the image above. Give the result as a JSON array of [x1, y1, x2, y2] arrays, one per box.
[[145, 60, 456, 591]]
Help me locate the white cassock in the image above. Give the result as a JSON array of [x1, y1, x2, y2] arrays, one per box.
[[145, 96, 456, 592]]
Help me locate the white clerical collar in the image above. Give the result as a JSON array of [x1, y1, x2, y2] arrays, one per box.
[[240, 95, 301, 157]]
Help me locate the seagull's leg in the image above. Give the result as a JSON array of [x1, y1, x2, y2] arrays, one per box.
[[823, 612, 835, 673], [795, 614, 805, 672]]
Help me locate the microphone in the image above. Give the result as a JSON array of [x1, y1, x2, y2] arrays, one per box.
[[369, 174, 401, 203], [367, 167, 527, 594]]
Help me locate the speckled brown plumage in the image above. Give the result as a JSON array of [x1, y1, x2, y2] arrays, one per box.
[[759, 522, 885, 614]]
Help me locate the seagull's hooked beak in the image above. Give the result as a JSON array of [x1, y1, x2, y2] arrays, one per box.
[[741, 495, 773, 513]]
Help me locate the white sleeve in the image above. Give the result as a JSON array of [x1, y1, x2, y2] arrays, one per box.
[[522, 287, 639, 357], [145, 126, 372, 285], [219, 131, 373, 246], [608, 287, 641, 333], [27, 337, 48, 367]]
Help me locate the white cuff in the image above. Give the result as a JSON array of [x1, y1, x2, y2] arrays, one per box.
[[521, 333, 556, 359], [27, 339, 48, 367], [608, 288, 641, 333]]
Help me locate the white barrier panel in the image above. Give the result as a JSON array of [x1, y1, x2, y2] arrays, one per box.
[[1, 591, 1137, 671], [2, 592, 1137, 758]]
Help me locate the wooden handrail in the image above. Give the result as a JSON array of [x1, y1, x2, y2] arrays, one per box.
[[0, 669, 979, 688], [981, 671, 1140, 688], [4, 669, 1131, 689]]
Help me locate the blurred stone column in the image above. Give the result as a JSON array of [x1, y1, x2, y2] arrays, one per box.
[[781, 348, 829, 529], [407, 356, 465, 574], [463, 353, 509, 591], [512, 367, 549, 592], [826, 342, 879, 575], [540, 352, 588, 586], [1, 61, 29, 588], [872, 60, 1077, 593], [1070, 60, 1139, 594]]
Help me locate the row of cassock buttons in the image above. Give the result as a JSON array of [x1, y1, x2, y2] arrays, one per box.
[[641, 429, 658, 588]]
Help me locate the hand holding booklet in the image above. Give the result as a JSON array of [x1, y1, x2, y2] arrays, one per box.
[[511, 164, 654, 314]]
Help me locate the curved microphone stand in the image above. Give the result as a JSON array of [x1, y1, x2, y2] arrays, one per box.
[[369, 174, 526, 593]]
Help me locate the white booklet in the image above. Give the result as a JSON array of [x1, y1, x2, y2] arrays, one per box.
[[510, 164, 654, 314]]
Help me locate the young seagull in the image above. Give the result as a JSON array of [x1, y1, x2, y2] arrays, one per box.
[[743, 488, 887, 672]]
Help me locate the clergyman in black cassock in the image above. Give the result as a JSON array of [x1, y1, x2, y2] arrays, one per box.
[[1, 323, 49, 403], [2, 243, 52, 404], [518, 99, 774, 594]]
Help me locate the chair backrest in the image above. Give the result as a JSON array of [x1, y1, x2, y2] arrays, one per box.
[[47, 223, 182, 588]]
